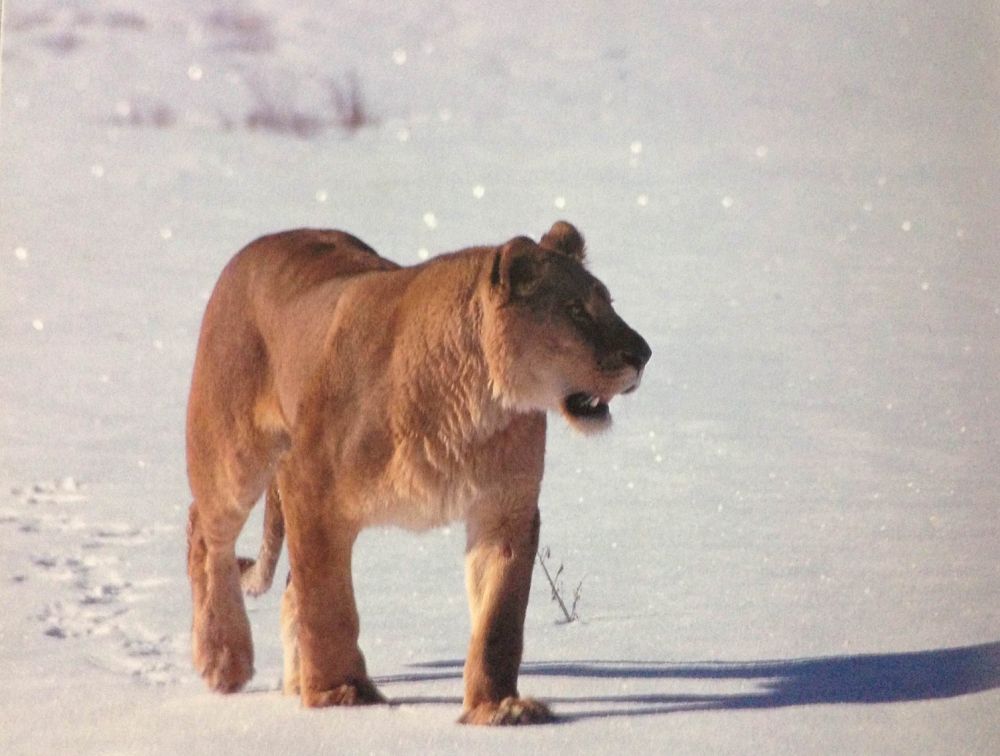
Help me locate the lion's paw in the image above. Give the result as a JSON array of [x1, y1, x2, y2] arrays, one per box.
[[302, 679, 386, 708], [459, 696, 555, 726], [195, 643, 254, 694]]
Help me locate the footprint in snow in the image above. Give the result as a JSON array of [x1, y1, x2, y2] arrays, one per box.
[[12, 477, 89, 505], [5, 479, 185, 686]]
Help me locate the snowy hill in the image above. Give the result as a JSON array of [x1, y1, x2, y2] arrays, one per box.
[[1, 1, 998, 753]]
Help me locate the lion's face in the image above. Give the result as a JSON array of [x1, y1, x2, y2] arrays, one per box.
[[482, 222, 651, 433]]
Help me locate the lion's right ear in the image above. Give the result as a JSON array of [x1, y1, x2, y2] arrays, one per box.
[[492, 236, 545, 300], [539, 220, 586, 263]]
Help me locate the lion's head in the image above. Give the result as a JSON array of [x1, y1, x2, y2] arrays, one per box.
[[481, 221, 651, 433]]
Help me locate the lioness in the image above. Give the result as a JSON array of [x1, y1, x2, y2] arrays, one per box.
[[185, 221, 650, 725]]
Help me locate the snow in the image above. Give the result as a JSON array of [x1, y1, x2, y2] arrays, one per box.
[[1, 0, 998, 753]]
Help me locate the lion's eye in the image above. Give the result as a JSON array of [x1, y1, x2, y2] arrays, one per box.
[[567, 301, 589, 321]]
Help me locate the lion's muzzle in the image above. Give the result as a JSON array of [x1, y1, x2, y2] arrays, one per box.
[[620, 329, 651, 394]]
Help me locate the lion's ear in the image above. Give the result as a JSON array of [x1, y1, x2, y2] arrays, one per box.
[[539, 220, 586, 262], [493, 236, 545, 300]]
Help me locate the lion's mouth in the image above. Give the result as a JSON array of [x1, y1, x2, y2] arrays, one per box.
[[563, 392, 610, 421]]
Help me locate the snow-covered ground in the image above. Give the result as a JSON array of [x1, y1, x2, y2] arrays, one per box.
[[2, 1, 998, 753]]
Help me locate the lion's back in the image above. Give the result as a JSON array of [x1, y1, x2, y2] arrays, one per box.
[[235, 228, 400, 303], [189, 229, 400, 437]]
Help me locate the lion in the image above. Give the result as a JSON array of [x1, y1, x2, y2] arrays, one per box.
[[185, 221, 651, 725]]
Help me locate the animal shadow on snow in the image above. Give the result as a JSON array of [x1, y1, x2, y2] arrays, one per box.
[[378, 641, 1000, 720]]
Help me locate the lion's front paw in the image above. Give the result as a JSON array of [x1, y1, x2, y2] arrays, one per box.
[[459, 696, 555, 726], [302, 679, 386, 708], [282, 674, 300, 697]]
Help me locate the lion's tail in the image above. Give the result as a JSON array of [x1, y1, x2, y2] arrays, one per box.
[[238, 481, 285, 597]]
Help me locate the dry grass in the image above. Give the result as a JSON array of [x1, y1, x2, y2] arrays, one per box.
[[244, 70, 377, 139]]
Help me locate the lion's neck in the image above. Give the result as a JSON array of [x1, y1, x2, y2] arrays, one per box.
[[390, 255, 514, 470]]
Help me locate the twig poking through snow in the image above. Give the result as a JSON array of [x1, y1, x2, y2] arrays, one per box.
[[536, 546, 583, 624]]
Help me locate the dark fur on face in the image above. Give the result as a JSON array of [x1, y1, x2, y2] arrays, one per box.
[[489, 223, 651, 431]]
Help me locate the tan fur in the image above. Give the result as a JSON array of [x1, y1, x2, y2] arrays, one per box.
[[185, 222, 650, 724]]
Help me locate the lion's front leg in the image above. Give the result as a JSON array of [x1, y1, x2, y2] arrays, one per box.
[[282, 482, 384, 708], [459, 503, 554, 725], [279, 578, 301, 696]]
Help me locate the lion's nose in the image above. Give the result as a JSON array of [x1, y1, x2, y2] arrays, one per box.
[[621, 334, 651, 371]]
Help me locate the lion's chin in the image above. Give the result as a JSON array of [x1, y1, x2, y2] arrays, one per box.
[[560, 392, 612, 434]]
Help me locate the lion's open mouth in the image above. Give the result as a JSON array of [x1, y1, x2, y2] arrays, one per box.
[[563, 392, 610, 421]]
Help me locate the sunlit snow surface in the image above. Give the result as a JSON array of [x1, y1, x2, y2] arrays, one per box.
[[1, 1, 998, 753]]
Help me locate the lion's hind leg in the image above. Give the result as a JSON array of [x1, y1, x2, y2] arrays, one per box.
[[187, 448, 279, 693], [187, 501, 255, 692]]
